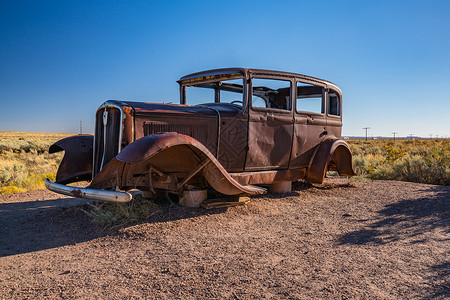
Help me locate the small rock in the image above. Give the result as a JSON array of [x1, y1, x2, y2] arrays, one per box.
[[59, 270, 70, 275]]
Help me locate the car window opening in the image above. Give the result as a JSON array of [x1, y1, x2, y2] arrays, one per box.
[[185, 78, 244, 107], [251, 78, 291, 110], [296, 83, 324, 114], [328, 92, 340, 116]]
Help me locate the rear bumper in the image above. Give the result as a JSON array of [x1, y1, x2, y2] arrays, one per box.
[[45, 179, 132, 203]]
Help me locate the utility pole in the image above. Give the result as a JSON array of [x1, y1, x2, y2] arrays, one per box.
[[80, 121, 82, 134], [392, 132, 398, 141], [363, 127, 370, 141], [429, 134, 433, 140], [408, 134, 414, 140]]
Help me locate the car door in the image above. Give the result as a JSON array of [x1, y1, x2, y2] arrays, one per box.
[[245, 76, 294, 170], [290, 81, 328, 168]]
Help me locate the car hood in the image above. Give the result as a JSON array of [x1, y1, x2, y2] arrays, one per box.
[[108, 100, 243, 117]]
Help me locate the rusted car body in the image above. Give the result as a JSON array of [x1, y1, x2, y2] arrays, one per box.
[[46, 68, 354, 203]]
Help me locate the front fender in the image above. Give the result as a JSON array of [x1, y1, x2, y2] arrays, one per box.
[[90, 133, 266, 196], [49, 135, 93, 184], [306, 138, 355, 184]]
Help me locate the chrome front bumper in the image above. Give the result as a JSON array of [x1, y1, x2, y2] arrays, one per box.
[[45, 179, 132, 203]]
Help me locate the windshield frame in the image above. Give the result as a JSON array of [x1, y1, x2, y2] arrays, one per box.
[[179, 73, 247, 111]]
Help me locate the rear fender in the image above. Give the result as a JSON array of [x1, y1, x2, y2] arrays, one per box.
[[89, 133, 265, 195], [49, 135, 93, 184], [306, 138, 355, 184]]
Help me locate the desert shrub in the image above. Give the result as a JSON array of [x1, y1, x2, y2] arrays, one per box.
[[0, 186, 26, 194], [348, 139, 449, 185], [0, 169, 12, 183], [352, 156, 375, 176], [383, 144, 406, 163], [0, 161, 27, 186]]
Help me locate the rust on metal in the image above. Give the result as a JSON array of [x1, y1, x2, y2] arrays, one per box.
[[47, 68, 354, 202], [49, 135, 93, 184], [71, 189, 83, 198]]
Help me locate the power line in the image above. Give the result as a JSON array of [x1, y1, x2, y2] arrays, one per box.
[[392, 132, 398, 141], [363, 127, 370, 141]]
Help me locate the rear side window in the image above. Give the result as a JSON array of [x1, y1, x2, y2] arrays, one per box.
[[296, 82, 324, 114], [328, 92, 340, 116]]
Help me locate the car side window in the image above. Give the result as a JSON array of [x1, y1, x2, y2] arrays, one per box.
[[251, 78, 291, 110], [296, 82, 324, 114], [328, 92, 340, 116]]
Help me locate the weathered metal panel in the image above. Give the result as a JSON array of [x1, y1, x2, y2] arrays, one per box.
[[134, 114, 218, 156], [217, 117, 248, 172], [49, 135, 93, 184], [326, 116, 342, 138], [306, 138, 354, 183], [231, 168, 306, 186], [246, 110, 293, 170], [290, 115, 328, 168]]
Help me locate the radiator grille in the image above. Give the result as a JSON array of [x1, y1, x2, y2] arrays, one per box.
[[93, 107, 122, 176]]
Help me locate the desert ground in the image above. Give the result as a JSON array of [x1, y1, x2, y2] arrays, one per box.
[[0, 178, 448, 299]]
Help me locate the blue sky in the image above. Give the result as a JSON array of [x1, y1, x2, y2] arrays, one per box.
[[1, 0, 449, 137]]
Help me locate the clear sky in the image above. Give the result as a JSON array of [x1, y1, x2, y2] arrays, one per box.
[[1, 0, 449, 138]]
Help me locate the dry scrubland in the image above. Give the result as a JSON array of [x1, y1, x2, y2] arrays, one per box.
[[0, 132, 449, 196], [350, 138, 450, 186], [0, 131, 72, 194]]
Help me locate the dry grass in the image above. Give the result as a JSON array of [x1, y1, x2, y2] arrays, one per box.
[[83, 194, 165, 227], [0, 131, 73, 194], [347, 138, 450, 185]]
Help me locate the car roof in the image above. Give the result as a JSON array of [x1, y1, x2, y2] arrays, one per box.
[[178, 68, 342, 94]]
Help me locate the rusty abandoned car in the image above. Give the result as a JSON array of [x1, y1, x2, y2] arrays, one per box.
[[45, 68, 354, 206]]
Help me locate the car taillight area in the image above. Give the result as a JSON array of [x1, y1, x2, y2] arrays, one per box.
[[93, 106, 123, 177]]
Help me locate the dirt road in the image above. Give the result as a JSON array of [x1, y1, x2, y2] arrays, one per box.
[[0, 179, 448, 299]]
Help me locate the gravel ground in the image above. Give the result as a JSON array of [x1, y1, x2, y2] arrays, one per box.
[[0, 178, 449, 299]]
